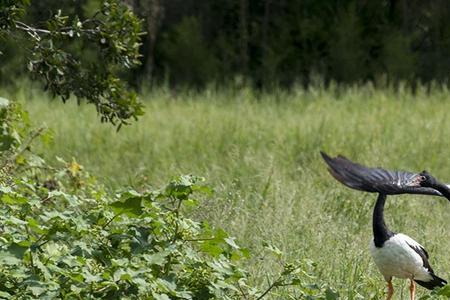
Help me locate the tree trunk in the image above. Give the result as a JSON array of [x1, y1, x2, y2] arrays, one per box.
[[122, 0, 164, 83], [261, 0, 272, 85], [143, 0, 164, 82], [239, 0, 249, 77], [401, 0, 408, 31]]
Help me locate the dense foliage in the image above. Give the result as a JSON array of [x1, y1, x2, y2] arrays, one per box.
[[0, 0, 144, 127], [0, 99, 345, 299], [3, 1, 450, 88]]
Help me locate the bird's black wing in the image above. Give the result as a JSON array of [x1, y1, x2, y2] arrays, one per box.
[[406, 242, 447, 290], [321, 152, 443, 197], [407, 242, 429, 260]]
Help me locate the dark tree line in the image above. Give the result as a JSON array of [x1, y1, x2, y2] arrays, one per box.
[[3, 0, 450, 89]]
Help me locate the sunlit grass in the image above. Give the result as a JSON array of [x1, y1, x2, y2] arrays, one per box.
[[4, 83, 450, 298]]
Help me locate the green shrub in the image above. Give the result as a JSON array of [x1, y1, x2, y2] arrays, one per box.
[[0, 133, 252, 298], [1, 0, 144, 128], [0, 98, 346, 299]]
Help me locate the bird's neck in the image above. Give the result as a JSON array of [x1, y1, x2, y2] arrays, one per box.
[[373, 193, 393, 248], [430, 182, 450, 200]]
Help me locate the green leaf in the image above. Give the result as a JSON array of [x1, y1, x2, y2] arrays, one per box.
[[8, 216, 28, 225], [0, 186, 13, 194], [0, 291, 12, 299], [200, 241, 224, 257], [184, 198, 199, 208], [436, 285, 450, 296], [8, 242, 29, 258], [192, 184, 213, 196], [109, 196, 143, 217], [239, 248, 251, 259], [213, 228, 228, 240], [224, 237, 240, 249], [0, 251, 21, 265], [153, 293, 171, 300], [143, 252, 168, 266], [25, 281, 47, 297], [2, 193, 28, 205]]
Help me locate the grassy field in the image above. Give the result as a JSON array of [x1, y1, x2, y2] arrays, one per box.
[[4, 84, 450, 298]]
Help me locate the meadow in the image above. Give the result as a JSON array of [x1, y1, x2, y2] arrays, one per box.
[[5, 84, 450, 299]]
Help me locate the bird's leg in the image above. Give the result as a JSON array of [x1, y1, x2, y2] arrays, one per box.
[[386, 280, 394, 300], [409, 280, 416, 300]]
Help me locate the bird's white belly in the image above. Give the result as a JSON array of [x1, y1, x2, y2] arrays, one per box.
[[370, 234, 432, 281]]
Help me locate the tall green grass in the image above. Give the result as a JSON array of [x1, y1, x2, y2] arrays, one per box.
[[4, 84, 450, 298]]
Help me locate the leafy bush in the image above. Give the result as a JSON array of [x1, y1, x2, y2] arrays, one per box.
[[0, 98, 344, 299], [0, 171, 245, 298], [0, 123, 253, 299], [1, 0, 144, 128]]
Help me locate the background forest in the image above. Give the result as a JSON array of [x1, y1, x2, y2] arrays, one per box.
[[3, 1, 450, 299], [3, 0, 450, 89]]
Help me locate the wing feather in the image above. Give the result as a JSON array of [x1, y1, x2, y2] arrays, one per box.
[[406, 242, 432, 270], [321, 152, 443, 197]]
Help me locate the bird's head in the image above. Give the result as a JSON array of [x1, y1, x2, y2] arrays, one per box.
[[419, 170, 438, 188]]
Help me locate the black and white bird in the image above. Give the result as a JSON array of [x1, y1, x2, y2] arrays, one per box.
[[321, 152, 449, 300]]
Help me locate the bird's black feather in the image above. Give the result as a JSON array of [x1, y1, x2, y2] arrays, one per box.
[[415, 274, 447, 290], [406, 242, 431, 269], [320, 152, 443, 197], [406, 243, 447, 290]]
